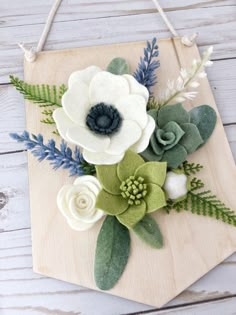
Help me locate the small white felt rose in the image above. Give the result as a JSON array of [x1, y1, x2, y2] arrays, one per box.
[[57, 175, 104, 231], [53, 65, 155, 165], [164, 171, 188, 201]]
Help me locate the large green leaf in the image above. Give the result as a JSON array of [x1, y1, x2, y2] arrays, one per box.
[[190, 105, 217, 146], [133, 215, 163, 249], [106, 57, 130, 75], [94, 216, 130, 290]]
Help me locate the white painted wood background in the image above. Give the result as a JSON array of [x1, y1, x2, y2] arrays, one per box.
[[0, 1, 236, 314]]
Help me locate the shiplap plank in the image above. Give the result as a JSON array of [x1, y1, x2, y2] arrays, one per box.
[[1, 58, 236, 153], [147, 297, 236, 315], [0, 229, 236, 315], [1, 0, 235, 28], [0, 5, 236, 83], [0, 152, 30, 232]]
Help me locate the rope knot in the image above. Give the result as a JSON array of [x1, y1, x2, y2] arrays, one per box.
[[18, 43, 37, 63], [181, 33, 198, 47]]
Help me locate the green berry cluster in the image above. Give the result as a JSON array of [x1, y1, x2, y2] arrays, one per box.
[[120, 176, 148, 205]]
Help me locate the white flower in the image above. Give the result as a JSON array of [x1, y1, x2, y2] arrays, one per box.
[[53, 66, 155, 165], [57, 175, 104, 231], [164, 171, 188, 201]]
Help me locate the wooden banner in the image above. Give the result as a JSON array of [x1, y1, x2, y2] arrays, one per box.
[[24, 38, 236, 307]]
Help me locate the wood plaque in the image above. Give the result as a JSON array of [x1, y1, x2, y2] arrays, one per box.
[[24, 38, 236, 307]]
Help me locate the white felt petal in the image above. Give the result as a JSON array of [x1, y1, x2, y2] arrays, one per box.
[[67, 125, 110, 153], [123, 74, 149, 102], [164, 172, 188, 200], [106, 120, 142, 155], [68, 66, 102, 88], [62, 81, 90, 125], [114, 95, 147, 128], [57, 185, 74, 220], [89, 71, 129, 105], [83, 149, 124, 165], [53, 108, 76, 141], [74, 176, 101, 196], [130, 115, 155, 153]]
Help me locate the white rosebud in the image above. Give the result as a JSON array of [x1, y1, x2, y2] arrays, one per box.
[[57, 176, 104, 231], [164, 171, 188, 201]]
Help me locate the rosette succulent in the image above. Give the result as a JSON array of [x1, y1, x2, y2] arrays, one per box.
[[95, 150, 167, 229], [53, 65, 155, 165], [141, 103, 217, 168]]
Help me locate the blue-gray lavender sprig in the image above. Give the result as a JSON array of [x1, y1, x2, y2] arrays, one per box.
[[10, 131, 95, 176], [133, 37, 160, 94]]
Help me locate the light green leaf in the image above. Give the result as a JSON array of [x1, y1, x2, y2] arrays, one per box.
[[157, 103, 190, 128], [179, 123, 203, 154], [107, 58, 130, 75], [96, 164, 121, 195], [117, 150, 145, 182], [144, 183, 166, 213], [117, 200, 146, 229], [190, 105, 217, 145], [96, 190, 128, 215], [94, 216, 130, 290], [133, 215, 163, 249], [135, 162, 167, 187]]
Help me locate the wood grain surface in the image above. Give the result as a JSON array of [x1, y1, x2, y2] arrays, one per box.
[[0, 1, 236, 314]]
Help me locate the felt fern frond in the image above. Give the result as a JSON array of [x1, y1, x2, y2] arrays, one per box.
[[183, 161, 203, 176], [10, 75, 66, 108], [10, 131, 96, 177], [133, 38, 160, 94], [164, 177, 236, 227]]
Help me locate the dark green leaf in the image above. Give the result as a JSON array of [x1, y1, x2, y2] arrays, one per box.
[[190, 105, 217, 145], [94, 216, 130, 290], [107, 58, 130, 75], [133, 214, 163, 249]]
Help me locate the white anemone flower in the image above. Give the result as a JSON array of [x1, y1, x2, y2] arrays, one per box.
[[53, 66, 155, 165], [57, 176, 104, 231]]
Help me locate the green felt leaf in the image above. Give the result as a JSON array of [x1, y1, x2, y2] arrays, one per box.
[[141, 145, 162, 162], [133, 215, 163, 249], [160, 121, 185, 150], [135, 162, 167, 187], [96, 164, 121, 195], [117, 200, 146, 229], [96, 190, 128, 215], [157, 103, 190, 129], [94, 216, 130, 290], [117, 150, 145, 182], [179, 123, 203, 154], [106, 58, 130, 75], [190, 105, 217, 145], [150, 133, 164, 155], [144, 183, 166, 213], [162, 144, 187, 168]]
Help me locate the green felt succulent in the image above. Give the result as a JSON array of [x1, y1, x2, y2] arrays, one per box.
[[95, 150, 167, 229], [141, 103, 217, 168]]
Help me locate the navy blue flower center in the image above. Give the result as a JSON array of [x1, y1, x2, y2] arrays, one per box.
[[86, 103, 122, 135]]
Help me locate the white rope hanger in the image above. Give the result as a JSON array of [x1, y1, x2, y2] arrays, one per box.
[[19, 0, 198, 62]]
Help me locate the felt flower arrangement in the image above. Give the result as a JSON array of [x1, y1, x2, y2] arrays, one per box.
[[10, 38, 236, 291]]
